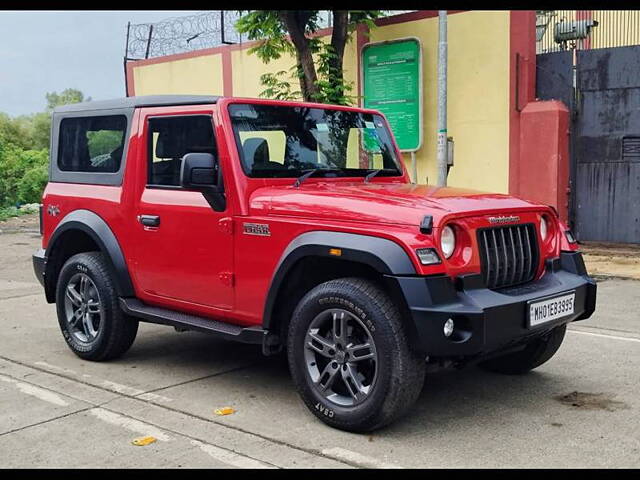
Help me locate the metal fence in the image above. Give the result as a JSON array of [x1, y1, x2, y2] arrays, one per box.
[[537, 10, 640, 54]]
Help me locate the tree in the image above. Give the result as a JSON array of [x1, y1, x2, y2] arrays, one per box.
[[45, 88, 90, 111], [0, 88, 89, 208], [236, 11, 382, 105]]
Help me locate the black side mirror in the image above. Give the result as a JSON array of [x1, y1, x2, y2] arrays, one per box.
[[180, 153, 222, 191]]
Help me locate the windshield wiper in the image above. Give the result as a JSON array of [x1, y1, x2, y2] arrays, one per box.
[[293, 168, 342, 188], [364, 169, 383, 183]]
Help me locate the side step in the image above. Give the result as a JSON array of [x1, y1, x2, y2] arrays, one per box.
[[119, 298, 267, 345]]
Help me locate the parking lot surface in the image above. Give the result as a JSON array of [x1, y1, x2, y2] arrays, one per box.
[[0, 222, 638, 468]]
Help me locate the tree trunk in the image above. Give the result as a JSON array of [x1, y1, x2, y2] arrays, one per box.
[[279, 11, 320, 102], [329, 11, 349, 99]]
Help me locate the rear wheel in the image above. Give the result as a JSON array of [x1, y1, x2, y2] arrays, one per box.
[[56, 252, 138, 361], [478, 324, 567, 375], [287, 277, 425, 432]]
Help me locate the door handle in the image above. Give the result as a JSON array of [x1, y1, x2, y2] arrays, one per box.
[[138, 215, 160, 227]]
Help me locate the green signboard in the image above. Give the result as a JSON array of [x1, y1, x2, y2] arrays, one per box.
[[362, 38, 422, 152]]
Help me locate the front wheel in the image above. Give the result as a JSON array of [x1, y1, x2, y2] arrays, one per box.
[[478, 324, 567, 375], [287, 277, 425, 432]]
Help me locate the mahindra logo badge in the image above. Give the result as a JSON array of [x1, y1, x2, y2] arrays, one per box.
[[488, 215, 520, 224], [243, 222, 270, 236], [47, 204, 60, 217]]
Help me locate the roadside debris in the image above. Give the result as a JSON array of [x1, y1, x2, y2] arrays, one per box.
[[214, 407, 235, 416], [131, 436, 157, 446]]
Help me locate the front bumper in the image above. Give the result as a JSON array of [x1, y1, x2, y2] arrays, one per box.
[[392, 251, 597, 358]]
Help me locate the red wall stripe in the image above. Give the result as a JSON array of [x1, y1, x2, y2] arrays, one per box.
[[508, 10, 537, 196], [222, 48, 233, 96]]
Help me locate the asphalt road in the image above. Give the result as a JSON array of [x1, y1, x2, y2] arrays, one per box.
[[0, 225, 638, 468]]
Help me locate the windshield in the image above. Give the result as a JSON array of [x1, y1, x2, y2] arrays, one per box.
[[228, 103, 403, 178]]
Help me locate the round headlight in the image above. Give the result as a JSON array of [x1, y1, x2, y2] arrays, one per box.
[[540, 216, 548, 241], [441, 225, 455, 259]]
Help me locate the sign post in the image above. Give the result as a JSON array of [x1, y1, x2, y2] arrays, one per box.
[[362, 37, 423, 182]]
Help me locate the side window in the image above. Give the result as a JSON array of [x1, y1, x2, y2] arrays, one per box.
[[58, 115, 126, 173], [147, 115, 216, 187]]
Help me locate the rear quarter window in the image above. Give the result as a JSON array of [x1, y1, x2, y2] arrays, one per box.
[[58, 115, 127, 173]]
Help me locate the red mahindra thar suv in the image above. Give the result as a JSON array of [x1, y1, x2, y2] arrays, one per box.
[[32, 95, 597, 432]]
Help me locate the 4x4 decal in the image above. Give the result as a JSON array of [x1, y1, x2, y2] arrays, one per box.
[[243, 223, 270, 236]]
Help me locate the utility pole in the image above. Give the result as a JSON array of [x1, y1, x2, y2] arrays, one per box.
[[436, 10, 448, 186]]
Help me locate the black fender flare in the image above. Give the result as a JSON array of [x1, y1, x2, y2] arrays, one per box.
[[44, 209, 134, 300], [262, 230, 417, 330]]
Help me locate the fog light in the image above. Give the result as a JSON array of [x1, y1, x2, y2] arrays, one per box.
[[443, 318, 454, 337]]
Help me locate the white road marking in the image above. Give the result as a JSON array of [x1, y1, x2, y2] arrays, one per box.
[[0, 374, 69, 406], [138, 392, 173, 403], [88, 408, 171, 441], [569, 329, 640, 343], [100, 380, 145, 396], [34, 361, 85, 376], [33, 362, 172, 402], [321, 447, 401, 469], [190, 439, 274, 469]]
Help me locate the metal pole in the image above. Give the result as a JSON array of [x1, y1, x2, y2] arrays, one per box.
[[411, 152, 417, 184], [124, 22, 131, 97], [145, 25, 154, 59], [221, 11, 225, 44], [436, 10, 448, 186]]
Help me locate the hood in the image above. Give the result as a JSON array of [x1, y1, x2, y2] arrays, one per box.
[[249, 181, 545, 227]]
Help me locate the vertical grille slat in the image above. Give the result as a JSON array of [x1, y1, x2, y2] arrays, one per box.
[[523, 226, 533, 280], [508, 227, 517, 285], [491, 229, 500, 286], [482, 230, 492, 286], [500, 229, 509, 286], [516, 227, 525, 282], [478, 223, 539, 289]]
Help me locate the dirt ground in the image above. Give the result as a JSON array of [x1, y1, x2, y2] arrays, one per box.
[[0, 213, 39, 233], [581, 242, 640, 280], [5, 213, 638, 279]]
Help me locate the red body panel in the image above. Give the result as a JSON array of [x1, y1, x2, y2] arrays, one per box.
[[41, 98, 575, 328]]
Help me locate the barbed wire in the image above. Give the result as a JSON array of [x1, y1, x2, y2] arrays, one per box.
[[125, 10, 418, 60], [125, 11, 243, 59]]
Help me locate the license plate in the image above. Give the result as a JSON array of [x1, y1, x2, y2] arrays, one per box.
[[528, 292, 575, 328]]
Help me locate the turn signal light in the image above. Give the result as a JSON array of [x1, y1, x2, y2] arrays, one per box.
[[416, 248, 441, 265]]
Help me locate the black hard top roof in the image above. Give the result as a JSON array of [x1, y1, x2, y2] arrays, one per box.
[[53, 95, 221, 113]]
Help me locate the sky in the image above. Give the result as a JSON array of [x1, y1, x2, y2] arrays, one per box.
[[0, 11, 203, 117]]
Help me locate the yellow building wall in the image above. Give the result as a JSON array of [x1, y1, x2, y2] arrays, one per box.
[[133, 54, 225, 96], [131, 11, 512, 193], [369, 11, 511, 192]]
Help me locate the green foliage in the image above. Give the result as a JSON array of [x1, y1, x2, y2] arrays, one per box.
[[236, 11, 295, 62], [46, 88, 89, 111], [258, 68, 302, 101], [236, 10, 382, 106], [0, 145, 49, 206], [0, 88, 89, 213], [312, 45, 356, 105], [87, 130, 122, 158]]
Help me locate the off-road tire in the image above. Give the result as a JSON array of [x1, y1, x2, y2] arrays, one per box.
[[55, 252, 138, 361], [478, 324, 567, 375], [287, 277, 425, 432]]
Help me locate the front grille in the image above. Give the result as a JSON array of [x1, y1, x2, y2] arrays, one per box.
[[477, 223, 539, 289]]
